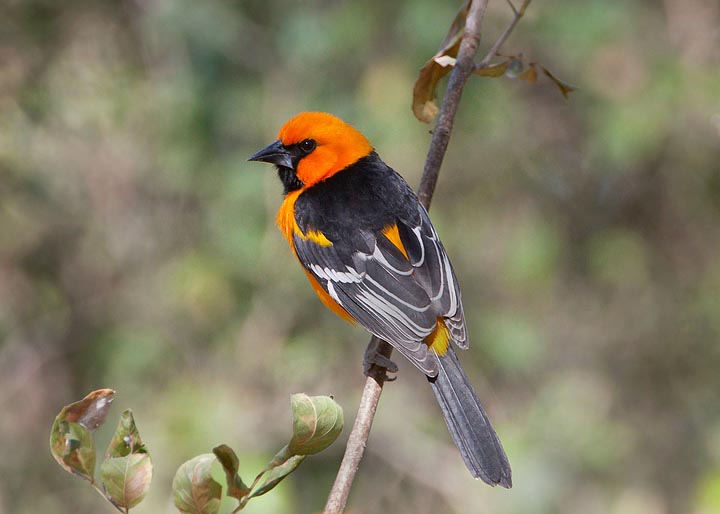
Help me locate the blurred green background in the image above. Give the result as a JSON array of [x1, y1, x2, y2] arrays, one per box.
[[2, 0, 720, 513]]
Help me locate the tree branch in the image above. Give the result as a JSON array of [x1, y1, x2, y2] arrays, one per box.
[[417, 0, 489, 210], [476, 0, 532, 69], [323, 1, 491, 512]]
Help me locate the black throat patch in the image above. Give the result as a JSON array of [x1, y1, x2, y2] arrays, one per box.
[[277, 166, 304, 194]]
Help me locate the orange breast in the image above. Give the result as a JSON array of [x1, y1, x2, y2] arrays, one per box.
[[276, 190, 304, 250]]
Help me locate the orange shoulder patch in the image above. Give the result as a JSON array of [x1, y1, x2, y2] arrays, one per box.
[[303, 229, 332, 247]]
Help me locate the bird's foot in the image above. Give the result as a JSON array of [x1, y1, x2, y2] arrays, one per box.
[[363, 338, 399, 381]]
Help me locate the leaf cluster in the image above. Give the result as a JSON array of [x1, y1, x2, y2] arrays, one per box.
[[173, 394, 344, 514], [412, 0, 575, 123], [50, 391, 343, 513]]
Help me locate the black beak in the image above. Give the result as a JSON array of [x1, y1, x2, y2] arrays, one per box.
[[247, 139, 293, 169]]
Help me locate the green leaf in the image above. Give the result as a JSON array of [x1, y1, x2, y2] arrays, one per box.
[[248, 446, 305, 499], [288, 394, 344, 456], [100, 409, 153, 510], [243, 394, 342, 501], [105, 410, 147, 459], [173, 454, 222, 514], [100, 453, 153, 510], [50, 420, 96, 482], [212, 444, 250, 502], [49, 389, 115, 482]]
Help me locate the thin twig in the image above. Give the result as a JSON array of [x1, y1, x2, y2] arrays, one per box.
[[476, 0, 532, 69], [322, 1, 491, 512], [90, 482, 124, 513]]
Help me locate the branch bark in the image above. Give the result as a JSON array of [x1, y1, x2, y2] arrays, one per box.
[[323, 1, 492, 512]]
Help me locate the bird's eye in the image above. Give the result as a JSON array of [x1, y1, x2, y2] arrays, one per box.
[[299, 139, 317, 154]]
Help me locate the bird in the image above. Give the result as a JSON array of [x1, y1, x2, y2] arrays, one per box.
[[248, 112, 511, 488]]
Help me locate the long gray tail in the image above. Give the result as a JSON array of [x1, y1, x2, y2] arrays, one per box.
[[428, 347, 512, 487]]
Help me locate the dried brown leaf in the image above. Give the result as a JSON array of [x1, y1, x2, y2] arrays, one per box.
[[493, 53, 576, 98], [541, 66, 577, 98], [411, 0, 470, 123], [473, 60, 511, 77], [60, 389, 115, 430], [434, 55, 457, 68], [518, 62, 538, 83], [437, 0, 471, 53]]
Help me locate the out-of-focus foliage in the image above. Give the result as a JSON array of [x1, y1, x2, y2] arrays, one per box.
[[2, 0, 720, 513]]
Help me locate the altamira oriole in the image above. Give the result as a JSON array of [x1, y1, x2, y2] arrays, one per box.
[[248, 112, 511, 487]]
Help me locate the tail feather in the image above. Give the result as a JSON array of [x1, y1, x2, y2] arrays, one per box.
[[428, 347, 512, 488]]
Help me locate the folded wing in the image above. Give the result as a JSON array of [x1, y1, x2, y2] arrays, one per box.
[[293, 204, 466, 376]]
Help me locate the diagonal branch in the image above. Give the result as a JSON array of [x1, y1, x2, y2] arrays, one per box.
[[323, 1, 492, 512], [417, 0, 489, 210], [476, 0, 532, 69]]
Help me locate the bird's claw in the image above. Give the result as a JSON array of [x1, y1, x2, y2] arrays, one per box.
[[363, 341, 399, 380]]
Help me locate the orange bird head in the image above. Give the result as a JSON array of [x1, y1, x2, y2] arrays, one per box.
[[248, 112, 373, 190]]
